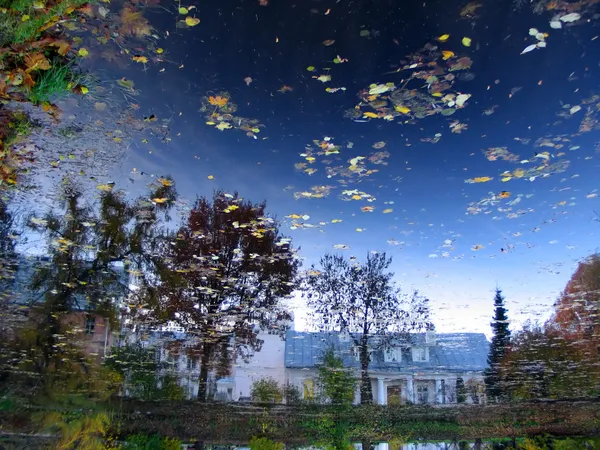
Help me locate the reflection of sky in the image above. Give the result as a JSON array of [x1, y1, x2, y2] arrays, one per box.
[[23, 0, 600, 335]]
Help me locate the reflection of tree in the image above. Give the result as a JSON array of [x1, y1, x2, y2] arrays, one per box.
[[0, 176, 176, 401], [304, 252, 432, 404], [500, 255, 600, 400], [153, 191, 299, 401], [484, 288, 511, 403]]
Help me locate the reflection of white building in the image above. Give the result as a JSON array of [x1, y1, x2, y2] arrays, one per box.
[[283, 330, 489, 405], [129, 324, 489, 404]]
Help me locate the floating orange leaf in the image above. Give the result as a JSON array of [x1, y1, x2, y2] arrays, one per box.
[[208, 95, 228, 106]]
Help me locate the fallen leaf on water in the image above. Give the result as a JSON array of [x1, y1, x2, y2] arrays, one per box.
[[132, 55, 148, 63], [498, 191, 511, 199], [152, 198, 168, 203], [208, 95, 228, 106], [442, 50, 454, 60], [361, 206, 375, 212], [178, 7, 188, 14], [462, 37, 472, 47], [314, 74, 331, 83], [78, 48, 89, 57], [466, 176, 493, 183], [158, 178, 174, 186], [207, 175, 215, 180], [559, 12, 581, 23], [96, 184, 114, 192], [322, 39, 335, 46], [570, 105, 581, 114], [185, 16, 200, 26], [383, 209, 393, 214], [437, 34, 450, 42], [306, 66, 316, 72], [372, 141, 386, 149], [215, 122, 232, 131]]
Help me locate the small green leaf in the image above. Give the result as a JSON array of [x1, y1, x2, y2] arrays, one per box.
[[306, 66, 316, 72], [178, 7, 188, 14]]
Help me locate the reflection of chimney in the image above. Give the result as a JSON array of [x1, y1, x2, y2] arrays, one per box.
[[425, 330, 436, 346]]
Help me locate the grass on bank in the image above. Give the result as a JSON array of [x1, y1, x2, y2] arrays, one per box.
[[0, 0, 90, 45]]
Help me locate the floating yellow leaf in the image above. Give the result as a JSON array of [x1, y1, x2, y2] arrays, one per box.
[[513, 169, 525, 178], [215, 122, 232, 131], [132, 55, 148, 63], [81, 86, 89, 94], [437, 34, 450, 42], [363, 112, 378, 118], [156, 48, 164, 54], [306, 66, 316, 72], [441, 50, 454, 60], [158, 177, 174, 186], [207, 175, 215, 179], [462, 37, 472, 47], [498, 191, 511, 199], [153, 198, 168, 203], [78, 48, 89, 57], [179, 7, 188, 14], [383, 209, 393, 214], [472, 176, 492, 183], [96, 184, 114, 191], [185, 16, 200, 26], [331, 219, 343, 223], [394, 105, 411, 114]]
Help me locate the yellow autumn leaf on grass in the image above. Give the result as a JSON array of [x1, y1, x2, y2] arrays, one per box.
[[78, 48, 89, 57], [441, 50, 454, 60], [462, 37, 472, 47], [132, 55, 148, 63], [185, 16, 200, 26], [208, 95, 228, 106], [437, 34, 450, 42], [21, 14, 30, 21]]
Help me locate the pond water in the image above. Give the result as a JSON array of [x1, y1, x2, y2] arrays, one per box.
[[1, 0, 600, 443]]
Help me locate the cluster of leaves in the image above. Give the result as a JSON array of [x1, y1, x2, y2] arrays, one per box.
[[345, 38, 472, 122], [200, 90, 265, 138]]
